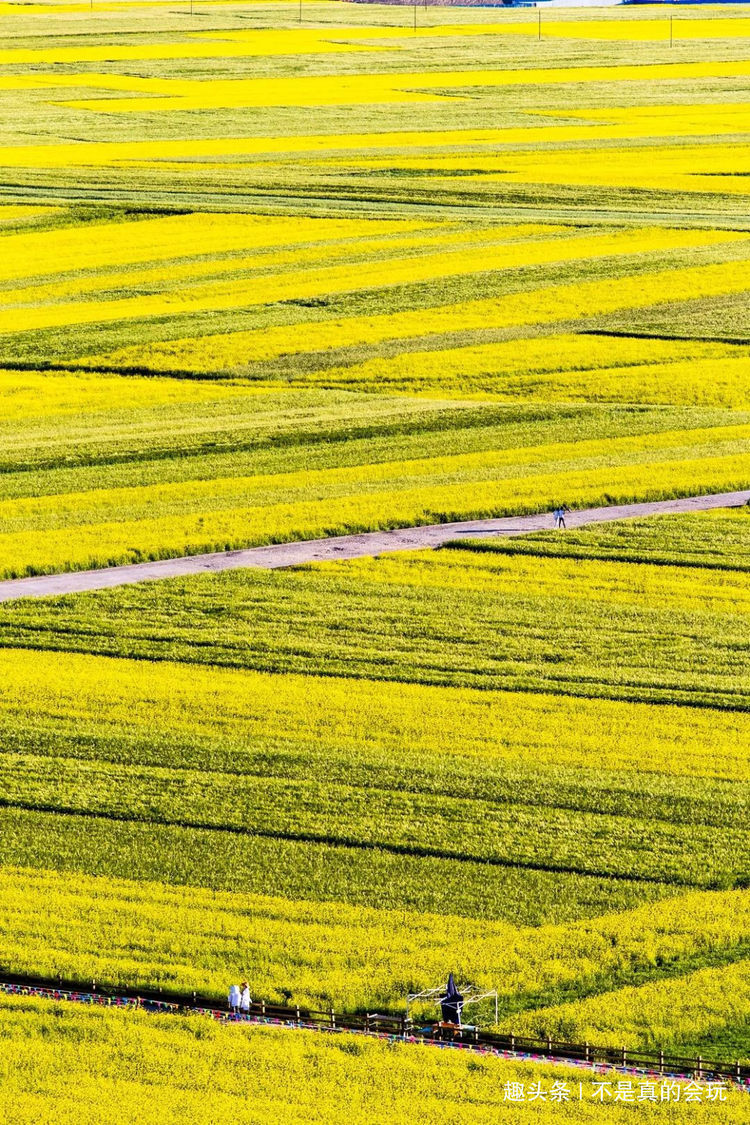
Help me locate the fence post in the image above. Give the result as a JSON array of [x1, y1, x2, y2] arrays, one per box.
[[510, 1034, 515, 1052], [622, 1046, 627, 1067], [261, 1000, 266, 1016], [330, 1007, 336, 1029], [736, 1060, 742, 1081], [696, 1056, 702, 1080], [659, 1050, 664, 1075], [584, 1042, 590, 1063], [546, 1037, 552, 1054], [295, 1005, 301, 1024]]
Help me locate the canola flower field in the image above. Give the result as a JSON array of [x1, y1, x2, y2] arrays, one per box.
[[2, 0, 750, 1116], [1, 511, 749, 1066], [3, 994, 749, 1125]]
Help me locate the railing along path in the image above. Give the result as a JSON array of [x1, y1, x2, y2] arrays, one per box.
[[1, 971, 748, 1088]]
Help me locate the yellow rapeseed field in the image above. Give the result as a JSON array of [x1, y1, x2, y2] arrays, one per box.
[[2, 646, 748, 781], [36, 60, 750, 113], [1, 863, 749, 1014], [2, 995, 745, 1125], [2, 2, 750, 1106]]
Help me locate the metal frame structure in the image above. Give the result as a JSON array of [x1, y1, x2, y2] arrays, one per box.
[[406, 984, 499, 1025]]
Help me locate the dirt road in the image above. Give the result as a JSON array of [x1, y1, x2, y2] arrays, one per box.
[[0, 488, 747, 603]]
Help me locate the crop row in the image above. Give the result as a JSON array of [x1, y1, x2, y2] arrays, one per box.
[[10, 223, 740, 341], [310, 350, 750, 408], [343, 546, 750, 618], [502, 961, 750, 1057], [57, 60, 750, 117], [322, 137, 750, 199], [2, 647, 745, 783], [3, 749, 745, 888], [0, 805, 666, 927], [83, 240, 750, 377], [5, 100, 749, 172], [1, 377, 504, 476], [451, 508, 750, 573], [1, 865, 749, 1018], [0, 211, 434, 287], [1, 701, 745, 832], [5, 997, 742, 1125], [2, 520, 746, 707], [125, 330, 732, 386], [2, 395, 733, 487], [1, 416, 749, 577], [0, 223, 599, 307]]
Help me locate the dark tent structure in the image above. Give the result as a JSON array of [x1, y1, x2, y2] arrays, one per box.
[[439, 973, 464, 1025], [406, 977, 498, 1027]]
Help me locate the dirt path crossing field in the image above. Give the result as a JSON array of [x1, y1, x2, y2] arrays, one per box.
[[1, 489, 748, 603]]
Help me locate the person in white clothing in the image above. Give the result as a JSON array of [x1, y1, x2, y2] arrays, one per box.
[[228, 983, 241, 1014], [239, 982, 251, 1015]]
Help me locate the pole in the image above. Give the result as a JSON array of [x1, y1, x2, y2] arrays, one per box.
[[538, 8, 541, 42], [414, 0, 417, 32], [669, 13, 673, 48], [299, 0, 302, 22]]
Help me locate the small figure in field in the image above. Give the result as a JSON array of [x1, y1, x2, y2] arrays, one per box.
[[240, 982, 252, 1016], [553, 506, 569, 530], [228, 983, 241, 1015]]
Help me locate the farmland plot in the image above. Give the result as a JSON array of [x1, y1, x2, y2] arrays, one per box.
[[1, 511, 749, 1059], [1, 0, 750, 1106]]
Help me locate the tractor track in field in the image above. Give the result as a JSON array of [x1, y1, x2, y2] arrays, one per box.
[[0, 489, 748, 603]]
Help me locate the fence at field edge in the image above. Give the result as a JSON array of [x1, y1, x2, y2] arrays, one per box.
[[1, 971, 748, 1086]]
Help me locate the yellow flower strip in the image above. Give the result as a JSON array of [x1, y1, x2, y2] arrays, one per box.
[[492, 357, 750, 409], [5, 104, 750, 173], [1, 437, 748, 576], [32, 59, 750, 113], [297, 334, 746, 401], [0, 204, 58, 223], [4, 421, 750, 524], [502, 961, 750, 1050], [394, 141, 750, 197], [91, 249, 750, 374], [1, 860, 749, 1014], [7, 226, 741, 337], [0, 222, 559, 306], [1, 647, 747, 783], [535, 16, 750, 41], [3, 997, 741, 1125], [323, 548, 750, 619], [0, 211, 432, 286], [5, 20, 750, 67], [0, 29, 386, 66], [0, 369, 262, 421]]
